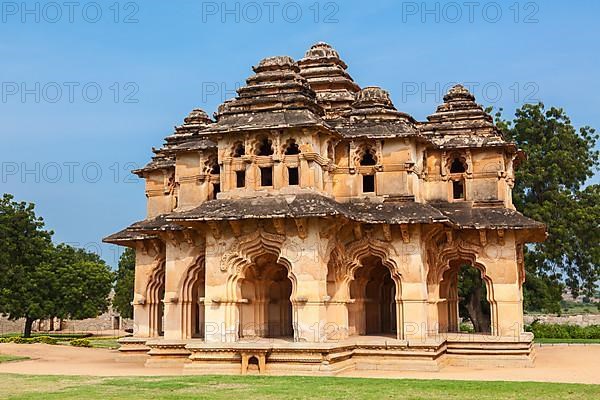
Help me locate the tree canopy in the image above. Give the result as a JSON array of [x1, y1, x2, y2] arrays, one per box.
[[496, 103, 599, 302], [113, 248, 136, 320], [0, 194, 113, 337]]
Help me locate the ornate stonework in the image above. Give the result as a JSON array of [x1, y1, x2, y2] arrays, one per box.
[[105, 42, 545, 374]]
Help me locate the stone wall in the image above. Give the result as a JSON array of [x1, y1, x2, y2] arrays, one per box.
[[524, 314, 600, 326], [0, 318, 26, 335], [0, 312, 133, 335]]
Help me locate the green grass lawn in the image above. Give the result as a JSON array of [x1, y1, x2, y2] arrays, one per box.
[[535, 338, 600, 344], [0, 374, 598, 400], [86, 337, 121, 349], [54, 337, 121, 349], [0, 355, 29, 363]]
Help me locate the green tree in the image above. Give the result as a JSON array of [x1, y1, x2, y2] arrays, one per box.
[[0, 194, 55, 337], [51, 244, 113, 321], [0, 194, 114, 337], [113, 248, 136, 319], [458, 265, 491, 333], [496, 103, 599, 301], [522, 273, 563, 313]]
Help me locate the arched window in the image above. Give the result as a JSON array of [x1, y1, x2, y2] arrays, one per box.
[[360, 151, 377, 166], [284, 139, 300, 155], [256, 137, 273, 156], [204, 157, 220, 176], [450, 158, 466, 173], [448, 156, 467, 200], [232, 142, 245, 157], [358, 146, 377, 193]]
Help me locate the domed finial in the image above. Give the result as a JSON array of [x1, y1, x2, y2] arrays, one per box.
[[353, 86, 395, 108], [183, 109, 212, 126], [443, 84, 476, 102], [253, 56, 298, 73], [304, 42, 340, 60]]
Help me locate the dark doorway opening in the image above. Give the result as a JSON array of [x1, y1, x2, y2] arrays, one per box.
[[363, 175, 375, 193], [236, 170, 246, 188], [260, 167, 273, 187], [288, 167, 299, 186]]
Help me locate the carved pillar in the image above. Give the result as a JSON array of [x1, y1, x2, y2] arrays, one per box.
[[480, 232, 524, 337], [162, 237, 202, 340], [203, 234, 235, 343], [288, 223, 329, 342], [132, 242, 165, 338], [395, 230, 428, 341]]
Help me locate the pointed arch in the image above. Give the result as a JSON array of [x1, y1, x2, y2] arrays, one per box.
[[328, 237, 404, 339], [146, 260, 166, 337], [178, 254, 206, 339], [428, 238, 498, 335], [221, 230, 296, 301], [220, 230, 298, 340]]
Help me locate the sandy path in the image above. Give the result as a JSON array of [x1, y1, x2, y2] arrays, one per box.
[[0, 343, 599, 384]]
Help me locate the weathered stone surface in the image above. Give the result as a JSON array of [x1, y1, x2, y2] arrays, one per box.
[[103, 42, 545, 373]]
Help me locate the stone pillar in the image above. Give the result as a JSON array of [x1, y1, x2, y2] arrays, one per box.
[[426, 283, 441, 335], [325, 301, 349, 340], [203, 234, 237, 343], [162, 237, 203, 340], [287, 225, 329, 342], [492, 283, 523, 337], [395, 228, 429, 341], [400, 282, 429, 341], [132, 243, 164, 338], [132, 301, 151, 337], [480, 232, 524, 338]]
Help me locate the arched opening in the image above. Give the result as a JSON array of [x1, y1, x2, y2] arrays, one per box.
[[440, 261, 491, 334], [283, 139, 300, 155], [450, 158, 466, 173], [232, 142, 245, 157], [360, 149, 377, 166], [239, 255, 294, 339], [147, 271, 165, 337], [255, 137, 273, 156], [349, 256, 397, 337], [449, 156, 467, 201], [359, 147, 377, 194], [181, 260, 206, 339], [157, 286, 165, 336]]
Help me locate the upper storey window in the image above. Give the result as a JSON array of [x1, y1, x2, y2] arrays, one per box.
[[284, 139, 300, 155], [260, 167, 273, 187], [452, 180, 464, 200], [450, 158, 467, 173], [256, 137, 274, 156], [204, 156, 220, 176], [232, 142, 245, 157], [362, 175, 375, 193], [358, 145, 377, 194], [360, 151, 377, 166], [448, 155, 467, 201], [288, 167, 299, 185]]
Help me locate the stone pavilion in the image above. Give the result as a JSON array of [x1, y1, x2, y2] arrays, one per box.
[[104, 42, 545, 374]]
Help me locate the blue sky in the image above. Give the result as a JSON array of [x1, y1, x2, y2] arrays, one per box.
[[1, 0, 599, 267]]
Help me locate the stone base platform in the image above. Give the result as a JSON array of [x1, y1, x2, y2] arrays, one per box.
[[115, 337, 150, 363], [120, 333, 535, 375]]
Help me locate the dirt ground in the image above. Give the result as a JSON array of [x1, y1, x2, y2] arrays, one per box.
[[0, 343, 598, 384]]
